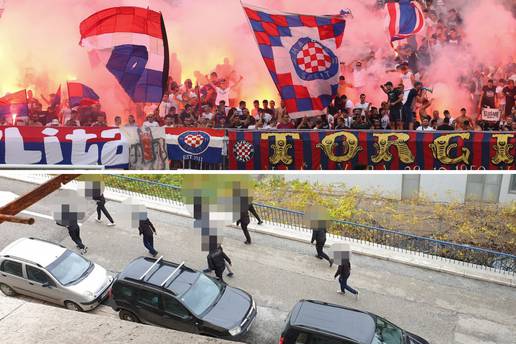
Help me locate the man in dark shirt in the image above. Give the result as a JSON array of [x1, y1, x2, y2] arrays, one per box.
[[437, 117, 455, 131], [503, 80, 515, 118], [381, 82, 403, 130], [138, 218, 158, 257], [481, 79, 497, 109]]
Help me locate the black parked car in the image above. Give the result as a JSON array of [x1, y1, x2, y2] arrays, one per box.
[[280, 300, 429, 344], [110, 256, 256, 339]]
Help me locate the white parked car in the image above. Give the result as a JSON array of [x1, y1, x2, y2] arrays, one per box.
[[0, 237, 114, 311]]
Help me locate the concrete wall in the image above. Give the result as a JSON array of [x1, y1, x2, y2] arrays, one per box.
[[499, 175, 516, 203], [419, 175, 467, 203], [284, 174, 516, 204]]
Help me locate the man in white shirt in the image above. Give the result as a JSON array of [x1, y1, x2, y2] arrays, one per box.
[[416, 117, 435, 131], [142, 114, 159, 128], [200, 105, 214, 121], [215, 76, 243, 106], [354, 94, 370, 116]]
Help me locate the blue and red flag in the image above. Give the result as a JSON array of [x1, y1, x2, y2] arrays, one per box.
[[386, 0, 425, 42], [242, 4, 346, 119], [0, 90, 29, 120], [79, 6, 169, 104], [67, 82, 100, 107]]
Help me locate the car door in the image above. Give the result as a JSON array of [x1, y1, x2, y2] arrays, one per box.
[[134, 288, 165, 326], [161, 294, 199, 334], [24, 265, 62, 305], [0, 259, 26, 294]]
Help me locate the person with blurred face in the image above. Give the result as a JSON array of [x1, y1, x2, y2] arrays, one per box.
[[126, 114, 137, 127], [114, 116, 122, 127]]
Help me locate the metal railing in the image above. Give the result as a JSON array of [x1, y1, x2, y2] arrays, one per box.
[[102, 175, 516, 275]]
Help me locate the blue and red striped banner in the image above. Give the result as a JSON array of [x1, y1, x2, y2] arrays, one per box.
[[228, 130, 516, 170]]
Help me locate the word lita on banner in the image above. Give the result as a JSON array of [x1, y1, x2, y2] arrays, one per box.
[[0, 126, 129, 168]]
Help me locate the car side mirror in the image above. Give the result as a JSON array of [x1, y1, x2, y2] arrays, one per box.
[[42, 282, 51, 288]]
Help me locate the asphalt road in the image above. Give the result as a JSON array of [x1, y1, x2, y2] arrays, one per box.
[[0, 177, 515, 344]]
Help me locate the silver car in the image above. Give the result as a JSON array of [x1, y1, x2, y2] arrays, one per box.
[[0, 237, 114, 311]]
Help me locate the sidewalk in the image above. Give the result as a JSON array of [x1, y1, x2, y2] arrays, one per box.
[[0, 297, 228, 344], [3, 173, 515, 288]]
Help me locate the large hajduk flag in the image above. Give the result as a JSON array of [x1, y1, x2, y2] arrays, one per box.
[[79, 7, 169, 104], [0, 90, 29, 121], [242, 4, 346, 118], [67, 82, 100, 107], [386, 0, 425, 42]]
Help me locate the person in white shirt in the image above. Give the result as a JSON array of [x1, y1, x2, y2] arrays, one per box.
[[142, 115, 159, 128], [200, 105, 214, 121], [399, 63, 415, 105], [341, 95, 354, 115], [214, 76, 243, 106], [158, 94, 172, 118], [354, 94, 370, 116], [416, 117, 435, 131]]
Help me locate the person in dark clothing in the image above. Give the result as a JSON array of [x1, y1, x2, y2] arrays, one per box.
[[207, 245, 232, 283], [334, 259, 359, 299], [311, 228, 334, 267], [138, 218, 158, 257], [93, 194, 115, 226], [67, 219, 87, 255], [236, 203, 262, 245]]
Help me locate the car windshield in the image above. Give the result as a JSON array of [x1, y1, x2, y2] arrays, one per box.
[[371, 317, 404, 344], [46, 250, 92, 286], [180, 273, 222, 316]]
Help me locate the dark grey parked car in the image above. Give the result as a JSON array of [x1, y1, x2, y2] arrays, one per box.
[[280, 300, 429, 344], [110, 256, 257, 339]]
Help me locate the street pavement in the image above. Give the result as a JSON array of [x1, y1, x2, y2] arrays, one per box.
[[0, 177, 515, 344]]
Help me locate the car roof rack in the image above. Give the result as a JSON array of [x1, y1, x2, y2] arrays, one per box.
[[139, 256, 163, 280], [160, 261, 185, 287], [3, 255, 43, 268]]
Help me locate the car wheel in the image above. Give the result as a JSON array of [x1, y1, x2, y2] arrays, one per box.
[[64, 301, 83, 312], [0, 283, 16, 296], [119, 309, 139, 323]]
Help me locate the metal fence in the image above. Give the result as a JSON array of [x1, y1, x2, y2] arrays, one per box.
[[105, 175, 516, 274]]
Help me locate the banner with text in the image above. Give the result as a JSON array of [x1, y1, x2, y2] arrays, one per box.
[[480, 108, 501, 122], [0, 126, 129, 168], [228, 130, 516, 170], [165, 127, 225, 164]]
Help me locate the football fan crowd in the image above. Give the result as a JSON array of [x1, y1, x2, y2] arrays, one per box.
[[2, 0, 516, 132]]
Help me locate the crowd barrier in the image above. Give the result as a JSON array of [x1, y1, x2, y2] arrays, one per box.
[[0, 126, 514, 170]]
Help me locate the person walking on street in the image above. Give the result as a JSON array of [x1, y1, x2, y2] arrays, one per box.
[[237, 207, 252, 245], [93, 193, 115, 226], [207, 245, 233, 283], [311, 227, 334, 267], [139, 217, 158, 257], [335, 259, 359, 299], [67, 219, 87, 255]]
